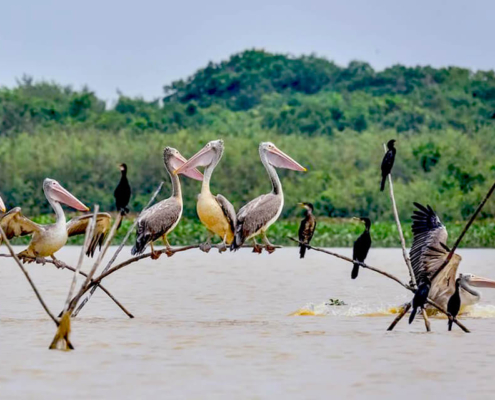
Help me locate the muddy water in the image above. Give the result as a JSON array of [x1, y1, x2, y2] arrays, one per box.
[[1, 247, 495, 399]]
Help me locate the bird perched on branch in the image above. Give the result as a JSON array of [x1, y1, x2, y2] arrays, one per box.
[[114, 163, 131, 216], [409, 276, 431, 324], [298, 202, 316, 258], [352, 217, 372, 279], [380, 139, 396, 191], [447, 277, 461, 331]]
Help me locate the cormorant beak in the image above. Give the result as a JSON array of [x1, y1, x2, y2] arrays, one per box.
[[267, 146, 307, 172], [171, 153, 203, 181], [0, 196, 5, 212], [298, 202, 305, 208], [50, 182, 89, 211], [174, 145, 216, 175], [467, 275, 495, 288]]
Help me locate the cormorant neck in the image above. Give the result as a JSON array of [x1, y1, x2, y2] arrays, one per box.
[[121, 169, 127, 178], [261, 151, 282, 195]]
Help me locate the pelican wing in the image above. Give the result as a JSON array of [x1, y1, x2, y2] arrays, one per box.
[[410, 202, 448, 282], [235, 194, 281, 242], [0, 207, 40, 243], [424, 244, 462, 308], [215, 194, 236, 233], [67, 213, 112, 257]]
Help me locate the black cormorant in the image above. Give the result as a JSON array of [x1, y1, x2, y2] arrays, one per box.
[[447, 278, 461, 331], [409, 276, 431, 324], [352, 217, 372, 279], [298, 202, 316, 259], [114, 163, 131, 216], [380, 139, 396, 191]]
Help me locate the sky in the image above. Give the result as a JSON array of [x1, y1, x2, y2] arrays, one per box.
[[1, 0, 493, 102]]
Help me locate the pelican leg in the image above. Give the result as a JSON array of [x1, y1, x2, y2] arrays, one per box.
[[163, 235, 174, 257], [217, 234, 228, 254], [261, 232, 276, 254], [252, 238, 263, 254], [421, 308, 431, 332], [199, 231, 212, 253], [150, 242, 161, 260], [51, 255, 67, 270]]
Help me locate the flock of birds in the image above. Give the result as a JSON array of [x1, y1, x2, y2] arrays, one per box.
[[1, 139, 494, 329]]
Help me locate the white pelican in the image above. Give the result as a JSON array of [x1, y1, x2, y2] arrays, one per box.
[[410, 202, 495, 312], [231, 142, 306, 253], [0, 179, 111, 266], [174, 139, 236, 253], [131, 147, 203, 259]]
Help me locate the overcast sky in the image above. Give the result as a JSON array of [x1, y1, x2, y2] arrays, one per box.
[[1, 0, 493, 101]]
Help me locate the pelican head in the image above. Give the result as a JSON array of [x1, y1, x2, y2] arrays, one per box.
[[173, 140, 224, 175], [386, 139, 396, 149], [0, 195, 5, 212], [43, 178, 89, 211], [163, 147, 203, 181], [259, 142, 307, 171], [460, 273, 495, 289]]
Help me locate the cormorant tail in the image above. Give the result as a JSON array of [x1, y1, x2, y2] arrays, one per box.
[[380, 175, 386, 191], [299, 244, 307, 259], [351, 263, 359, 279], [409, 307, 418, 324], [448, 319, 453, 331]]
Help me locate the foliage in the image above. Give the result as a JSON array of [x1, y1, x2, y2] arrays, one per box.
[[1, 50, 495, 247]]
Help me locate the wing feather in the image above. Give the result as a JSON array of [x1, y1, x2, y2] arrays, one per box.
[[235, 194, 281, 243], [67, 213, 112, 257], [0, 207, 40, 243], [215, 194, 236, 233], [410, 202, 448, 282]]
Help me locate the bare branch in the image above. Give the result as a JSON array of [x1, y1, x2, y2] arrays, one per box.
[[383, 143, 416, 288]]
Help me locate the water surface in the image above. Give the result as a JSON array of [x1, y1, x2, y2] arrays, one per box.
[[1, 247, 495, 399]]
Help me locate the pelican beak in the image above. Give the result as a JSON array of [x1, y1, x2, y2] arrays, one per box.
[[174, 145, 215, 176], [172, 152, 203, 181], [0, 196, 5, 212], [267, 146, 307, 172], [467, 275, 495, 288], [51, 182, 90, 211]]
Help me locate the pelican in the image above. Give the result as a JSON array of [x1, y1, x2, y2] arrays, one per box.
[[409, 202, 495, 313], [131, 147, 203, 259], [0, 179, 111, 266], [231, 142, 306, 253], [174, 139, 236, 253]]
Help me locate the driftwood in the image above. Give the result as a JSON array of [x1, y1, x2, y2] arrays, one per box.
[[0, 254, 133, 318], [49, 206, 99, 350], [287, 237, 470, 332], [383, 143, 416, 288], [73, 183, 164, 317]]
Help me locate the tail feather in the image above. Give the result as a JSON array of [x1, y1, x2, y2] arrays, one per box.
[[132, 233, 149, 255], [380, 175, 386, 191], [409, 307, 418, 324], [299, 244, 307, 259], [230, 225, 244, 252], [448, 319, 453, 331], [351, 263, 359, 279]]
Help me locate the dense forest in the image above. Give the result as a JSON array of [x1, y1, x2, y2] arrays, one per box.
[[1, 49, 495, 229]]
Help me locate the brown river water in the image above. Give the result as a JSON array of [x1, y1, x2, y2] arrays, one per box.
[[1, 247, 495, 399]]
